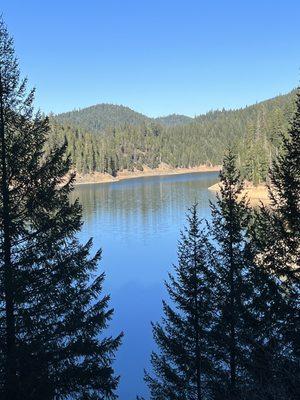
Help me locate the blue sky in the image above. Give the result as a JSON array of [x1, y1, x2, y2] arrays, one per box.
[[1, 0, 300, 116]]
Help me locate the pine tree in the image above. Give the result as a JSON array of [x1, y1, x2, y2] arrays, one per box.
[[208, 150, 252, 400], [250, 89, 300, 399], [0, 17, 121, 400], [144, 205, 216, 400]]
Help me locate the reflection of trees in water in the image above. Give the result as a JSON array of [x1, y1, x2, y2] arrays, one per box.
[[70, 173, 218, 235]]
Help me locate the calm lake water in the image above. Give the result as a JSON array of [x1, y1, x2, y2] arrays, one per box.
[[72, 171, 219, 399]]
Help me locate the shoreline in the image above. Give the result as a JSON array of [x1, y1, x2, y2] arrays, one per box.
[[73, 164, 221, 186], [208, 182, 270, 204], [72, 165, 270, 204]]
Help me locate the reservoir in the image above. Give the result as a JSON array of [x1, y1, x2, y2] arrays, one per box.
[[72, 171, 219, 399]]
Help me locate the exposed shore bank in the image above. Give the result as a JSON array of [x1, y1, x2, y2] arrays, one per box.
[[72, 165, 269, 204], [74, 164, 221, 185], [208, 181, 270, 205]]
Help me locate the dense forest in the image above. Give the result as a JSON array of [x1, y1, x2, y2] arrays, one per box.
[[50, 90, 296, 183]]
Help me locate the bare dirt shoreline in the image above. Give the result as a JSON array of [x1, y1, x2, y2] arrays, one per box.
[[208, 182, 270, 205], [72, 164, 269, 204], [74, 164, 221, 185]]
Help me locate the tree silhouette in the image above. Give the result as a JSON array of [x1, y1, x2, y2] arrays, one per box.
[[144, 205, 216, 400], [208, 150, 253, 400], [250, 89, 300, 399], [0, 17, 122, 400]]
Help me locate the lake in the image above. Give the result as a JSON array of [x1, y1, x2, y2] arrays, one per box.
[[72, 171, 219, 399]]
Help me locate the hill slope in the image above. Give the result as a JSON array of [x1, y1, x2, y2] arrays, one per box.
[[55, 104, 152, 132], [155, 114, 193, 126], [55, 105, 195, 132], [49, 89, 297, 183]]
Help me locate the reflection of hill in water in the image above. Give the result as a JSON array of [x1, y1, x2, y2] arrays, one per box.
[[71, 172, 218, 239]]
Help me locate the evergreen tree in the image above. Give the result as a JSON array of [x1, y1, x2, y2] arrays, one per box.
[[208, 150, 252, 400], [49, 90, 297, 184], [0, 17, 121, 400], [250, 89, 300, 399], [144, 205, 216, 400]]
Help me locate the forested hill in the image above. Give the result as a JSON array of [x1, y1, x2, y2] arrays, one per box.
[[155, 114, 193, 126], [55, 104, 152, 132], [55, 104, 194, 131], [49, 89, 297, 183]]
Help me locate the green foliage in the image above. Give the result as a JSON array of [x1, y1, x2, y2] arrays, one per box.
[[144, 205, 216, 400], [55, 104, 152, 132], [49, 90, 296, 183], [248, 89, 300, 399], [145, 142, 300, 400], [0, 17, 121, 400], [155, 114, 193, 126], [208, 151, 254, 399]]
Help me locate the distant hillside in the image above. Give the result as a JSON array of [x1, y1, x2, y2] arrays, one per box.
[[55, 104, 152, 132], [49, 89, 297, 184], [194, 90, 296, 124], [155, 114, 193, 126], [55, 104, 194, 132]]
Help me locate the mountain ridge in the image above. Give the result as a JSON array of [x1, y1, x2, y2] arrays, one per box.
[[49, 89, 297, 184], [54, 89, 295, 132], [55, 103, 194, 130]]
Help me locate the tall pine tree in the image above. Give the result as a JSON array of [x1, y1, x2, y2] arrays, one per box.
[[0, 17, 121, 400], [144, 205, 216, 400], [250, 89, 300, 399], [208, 150, 253, 400]]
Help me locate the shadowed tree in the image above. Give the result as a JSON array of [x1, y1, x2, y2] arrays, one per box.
[[144, 205, 216, 400], [0, 17, 121, 400], [208, 150, 253, 400], [249, 89, 300, 399]]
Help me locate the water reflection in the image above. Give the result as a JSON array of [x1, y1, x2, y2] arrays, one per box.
[[71, 172, 218, 241], [71, 171, 219, 399]]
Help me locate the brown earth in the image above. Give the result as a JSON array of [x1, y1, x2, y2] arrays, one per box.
[[74, 163, 221, 185], [208, 181, 270, 205]]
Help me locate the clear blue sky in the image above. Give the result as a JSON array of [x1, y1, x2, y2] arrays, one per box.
[[1, 0, 300, 116]]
